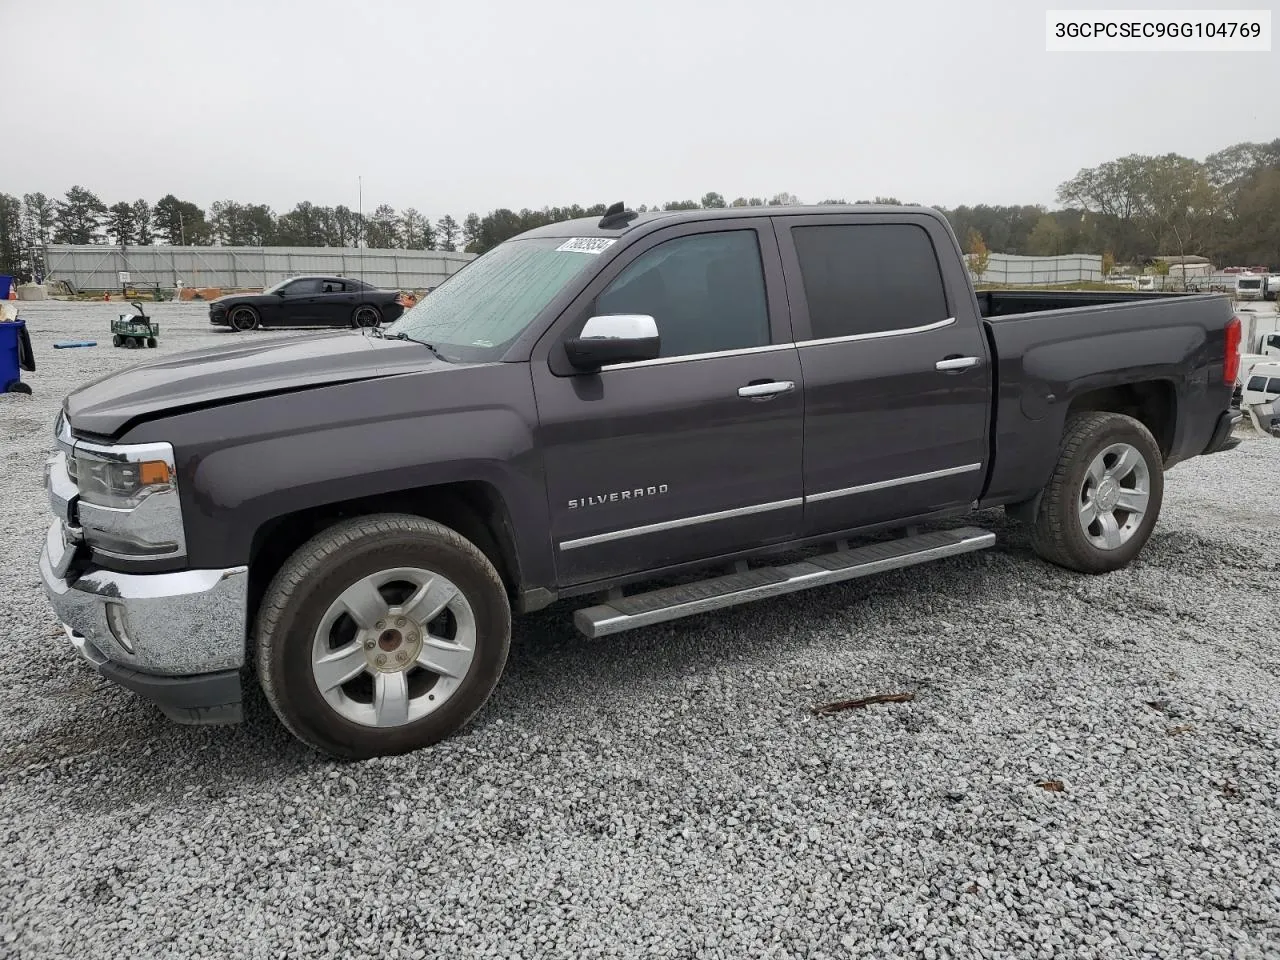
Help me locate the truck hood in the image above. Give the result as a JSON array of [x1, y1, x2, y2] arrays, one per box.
[[65, 331, 435, 438]]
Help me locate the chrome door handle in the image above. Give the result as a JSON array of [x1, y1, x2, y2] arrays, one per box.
[[738, 380, 796, 398], [936, 356, 980, 371]]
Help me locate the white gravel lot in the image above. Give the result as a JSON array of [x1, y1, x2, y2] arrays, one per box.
[[1, 300, 1278, 959]]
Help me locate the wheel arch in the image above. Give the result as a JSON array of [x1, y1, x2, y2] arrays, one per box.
[[1005, 380, 1175, 524], [246, 480, 525, 636], [1064, 379, 1177, 460]]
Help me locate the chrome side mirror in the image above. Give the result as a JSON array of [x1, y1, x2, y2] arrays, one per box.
[[565, 314, 660, 371]]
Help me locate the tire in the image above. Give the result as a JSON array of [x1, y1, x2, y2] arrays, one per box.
[[229, 306, 260, 332], [146, 338, 157, 348], [352, 304, 381, 328], [254, 513, 511, 760], [1028, 411, 1164, 574], [112, 335, 123, 347], [5, 380, 31, 395]]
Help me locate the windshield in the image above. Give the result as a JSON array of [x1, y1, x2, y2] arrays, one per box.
[[381, 237, 606, 360], [263, 278, 292, 294]]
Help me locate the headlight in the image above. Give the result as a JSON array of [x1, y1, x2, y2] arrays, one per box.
[[65, 438, 186, 561], [69, 452, 174, 509]]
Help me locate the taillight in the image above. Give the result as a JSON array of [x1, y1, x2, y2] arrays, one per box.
[[1224, 315, 1241, 385]]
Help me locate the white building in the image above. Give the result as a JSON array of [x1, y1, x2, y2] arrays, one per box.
[[1152, 255, 1214, 280]]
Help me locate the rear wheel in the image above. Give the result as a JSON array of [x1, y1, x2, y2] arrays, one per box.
[[352, 305, 381, 328], [254, 514, 511, 760], [4, 380, 31, 394], [230, 306, 260, 332], [146, 337, 157, 348], [1029, 412, 1164, 574], [112, 335, 123, 347]]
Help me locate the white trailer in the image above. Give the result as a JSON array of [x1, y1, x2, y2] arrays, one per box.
[[1236, 273, 1265, 301]]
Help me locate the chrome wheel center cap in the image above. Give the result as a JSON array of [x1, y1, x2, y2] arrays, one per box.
[[1095, 477, 1119, 511]]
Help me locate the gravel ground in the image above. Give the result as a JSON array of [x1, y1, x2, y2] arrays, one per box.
[[2, 301, 1278, 959]]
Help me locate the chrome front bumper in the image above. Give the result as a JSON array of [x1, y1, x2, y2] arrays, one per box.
[[40, 519, 249, 676]]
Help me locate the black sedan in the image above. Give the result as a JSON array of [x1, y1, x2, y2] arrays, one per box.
[[208, 276, 410, 332]]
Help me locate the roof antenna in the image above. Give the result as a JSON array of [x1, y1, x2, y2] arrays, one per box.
[[598, 201, 638, 229]]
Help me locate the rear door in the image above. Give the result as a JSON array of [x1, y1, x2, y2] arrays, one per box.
[[773, 213, 992, 536], [531, 220, 805, 586], [316, 278, 356, 326]]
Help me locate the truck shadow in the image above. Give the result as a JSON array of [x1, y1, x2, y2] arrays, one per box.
[[490, 512, 1041, 716], [10, 510, 1261, 812]]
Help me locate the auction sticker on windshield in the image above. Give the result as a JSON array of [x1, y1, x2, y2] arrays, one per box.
[[556, 238, 617, 254]]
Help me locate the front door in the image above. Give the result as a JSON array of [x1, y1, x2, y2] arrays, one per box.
[[773, 214, 993, 536], [532, 222, 804, 587], [278, 277, 324, 324]]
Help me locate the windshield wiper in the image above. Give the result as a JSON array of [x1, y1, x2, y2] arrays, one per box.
[[388, 331, 449, 362]]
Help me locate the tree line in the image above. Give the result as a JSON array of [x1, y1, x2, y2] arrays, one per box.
[[2, 138, 1276, 281], [951, 139, 1280, 269]]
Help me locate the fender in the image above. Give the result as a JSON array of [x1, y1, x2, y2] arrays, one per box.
[[121, 361, 556, 589]]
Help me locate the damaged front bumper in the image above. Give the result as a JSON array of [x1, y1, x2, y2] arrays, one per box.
[[39, 518, 249, 725]]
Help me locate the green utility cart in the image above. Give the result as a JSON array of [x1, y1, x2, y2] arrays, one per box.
[[111, 301, 159, 349]]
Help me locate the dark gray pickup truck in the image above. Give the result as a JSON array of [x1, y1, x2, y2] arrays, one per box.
[[40, 203, 1244, 759]]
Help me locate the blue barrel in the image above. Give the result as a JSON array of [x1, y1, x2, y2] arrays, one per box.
[[0, 276, 12, 300], [0, 318, 35, 394]]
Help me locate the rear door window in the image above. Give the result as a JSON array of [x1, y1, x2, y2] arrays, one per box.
[[1248, 375, 1268, 391], [789, 223, 950, 340]]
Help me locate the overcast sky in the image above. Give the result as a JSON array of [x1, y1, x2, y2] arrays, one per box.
[[8, 0, 1276, 218]]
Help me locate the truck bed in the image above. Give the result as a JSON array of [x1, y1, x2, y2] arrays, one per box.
[[978, 290, 1236, 508], [976, 288, 1191, 319]]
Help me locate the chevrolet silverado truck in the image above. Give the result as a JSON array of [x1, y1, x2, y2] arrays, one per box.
[[40, 203, 1244, 760]]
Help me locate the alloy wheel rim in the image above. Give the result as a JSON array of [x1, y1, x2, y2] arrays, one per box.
[[310, 566, 476, 727], [1078, 442, 1150, 550]]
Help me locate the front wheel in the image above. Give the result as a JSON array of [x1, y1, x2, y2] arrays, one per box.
[[146, 337, 157, 348], [229, 306, 260, 332], [254, 514, 511, 760], [4, 380, 32, 395], [1029, 411, 1164, 574]]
